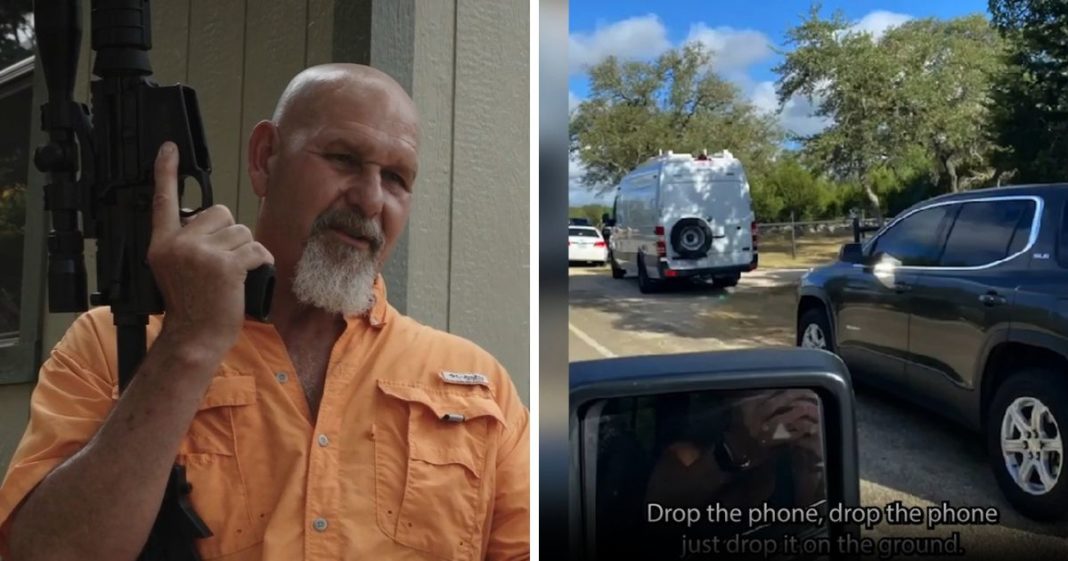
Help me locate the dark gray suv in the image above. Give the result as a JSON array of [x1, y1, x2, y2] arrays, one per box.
[[795, 184, 1068, 521]]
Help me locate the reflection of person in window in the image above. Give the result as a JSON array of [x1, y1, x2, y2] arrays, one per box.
[[642, 390, 825, 551]]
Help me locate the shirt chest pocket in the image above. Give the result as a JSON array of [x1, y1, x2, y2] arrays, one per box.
[[373, 380, 507, 561], [178, 374, 262, 559]]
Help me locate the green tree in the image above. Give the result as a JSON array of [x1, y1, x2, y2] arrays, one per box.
[[883, 16, 1006, 192], [775, 7, 1005, 220], [775, 5, 903, 222], [756, 155, 829, 222], [988, 0, 1068, 183], [569, 204, 611, 226], [570, 42, 783, 192]]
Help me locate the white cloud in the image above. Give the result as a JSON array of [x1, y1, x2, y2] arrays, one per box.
[[751, 81, 779, 115], [847, 10, 913, 41], [684, 24, 774, 72], [751, 81, 832, 138], [569, 91, 581, 113], [568, 14, 672, 73]]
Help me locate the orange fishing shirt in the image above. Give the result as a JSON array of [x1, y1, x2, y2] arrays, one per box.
[[0, 276, 529, 560]]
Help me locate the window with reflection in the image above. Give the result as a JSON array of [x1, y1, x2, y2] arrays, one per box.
[[939, 200, 1035, 267], [580, 388, 828, 560], [869, 206, 950, 267]]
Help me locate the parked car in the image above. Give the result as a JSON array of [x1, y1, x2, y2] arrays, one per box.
[[569, 226, 607, 265], [605, 149, 758, 293], [795, 183, 1068, 521]]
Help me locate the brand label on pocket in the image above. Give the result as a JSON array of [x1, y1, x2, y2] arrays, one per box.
[[440, 371, 489, 386]]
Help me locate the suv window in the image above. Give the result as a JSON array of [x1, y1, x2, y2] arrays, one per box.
[[939, 199, 1034, 267], [870, 206, 950, 266]]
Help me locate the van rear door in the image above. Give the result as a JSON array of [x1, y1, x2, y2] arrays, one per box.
[[660, 165, 753, 268], [706, 176, 754, 266]]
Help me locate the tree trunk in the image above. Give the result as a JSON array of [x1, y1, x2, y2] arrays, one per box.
[[945, 157, 960, 193], [862, 180, 883, 224]]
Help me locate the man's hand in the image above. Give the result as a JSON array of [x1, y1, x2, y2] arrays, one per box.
[[724, 390, 823, 467], [147, 141, 274, 363]]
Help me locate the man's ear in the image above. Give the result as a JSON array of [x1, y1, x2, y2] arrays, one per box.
[[248, 120, 279, 198]]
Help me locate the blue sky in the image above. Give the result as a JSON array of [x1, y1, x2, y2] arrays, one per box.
[[568, 0, 991, 206]]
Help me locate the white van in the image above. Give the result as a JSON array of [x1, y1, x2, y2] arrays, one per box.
[[606, 149, 758, 293]]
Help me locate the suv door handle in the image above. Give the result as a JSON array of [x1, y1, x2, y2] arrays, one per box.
[[979, 293, 1007, 306], [893, 282, 912, 293]]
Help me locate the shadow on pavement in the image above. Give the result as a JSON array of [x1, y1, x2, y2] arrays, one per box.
[[568, 269, 797, 343]]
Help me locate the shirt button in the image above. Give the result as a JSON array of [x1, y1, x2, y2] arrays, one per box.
[[312, 517, 328, 532], [276, 372, 288, 383], [317, 434, 330, 447]]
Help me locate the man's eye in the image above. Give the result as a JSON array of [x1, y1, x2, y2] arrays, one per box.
[[384, 171, 408, 189], [326, 153, 357, 165]]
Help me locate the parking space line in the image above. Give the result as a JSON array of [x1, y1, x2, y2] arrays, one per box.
[[569, 322, 617, 358]]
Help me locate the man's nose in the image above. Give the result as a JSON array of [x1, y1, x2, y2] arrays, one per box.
[[342, 167, 385, 217]]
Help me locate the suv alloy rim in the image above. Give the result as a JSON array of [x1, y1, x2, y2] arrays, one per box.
[[1001, 396, 1063, 495], [802, 324, 826, 350]]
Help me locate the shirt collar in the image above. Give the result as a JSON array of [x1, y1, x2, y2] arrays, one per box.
[[344, 273, 390, 329]]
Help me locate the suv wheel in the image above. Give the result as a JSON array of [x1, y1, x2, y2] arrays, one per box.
[[798, 307, 834, 352], [988, 369, 1068, 521]]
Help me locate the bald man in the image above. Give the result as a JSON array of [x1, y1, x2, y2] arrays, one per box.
[[0, 64, 530, 561]]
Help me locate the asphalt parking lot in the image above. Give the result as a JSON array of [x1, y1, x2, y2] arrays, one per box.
[[568, 264, 1068, 556]]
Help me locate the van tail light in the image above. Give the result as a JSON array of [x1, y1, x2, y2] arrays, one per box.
[[594, 241, 606, 247], [655, 225, 666, 257], [751, 222, 759, 252]]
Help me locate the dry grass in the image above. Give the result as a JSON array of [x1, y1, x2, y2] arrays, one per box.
[[758, 232, 853, 268]]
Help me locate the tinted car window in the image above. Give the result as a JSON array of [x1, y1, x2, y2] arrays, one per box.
[[1007, 201, 1036, 256], [570, 227, 600, 237], [870, 206, 950, 266], [940, 200, 1034, 267]]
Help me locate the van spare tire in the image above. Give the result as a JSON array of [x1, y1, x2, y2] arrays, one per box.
[[670, 218, 713, 259]]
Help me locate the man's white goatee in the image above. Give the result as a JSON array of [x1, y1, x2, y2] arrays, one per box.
[[291, 209, 383, 316]]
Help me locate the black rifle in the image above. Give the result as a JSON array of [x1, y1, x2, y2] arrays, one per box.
[[32, 1, 275, 559]]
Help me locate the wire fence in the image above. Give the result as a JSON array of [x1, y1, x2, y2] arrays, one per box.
[[757, 212, 893, 263]]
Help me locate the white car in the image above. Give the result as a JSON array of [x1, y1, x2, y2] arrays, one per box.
[[569, 226, 607, 265]]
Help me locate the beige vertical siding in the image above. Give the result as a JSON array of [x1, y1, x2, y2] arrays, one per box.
[[236, 0, 310, 229], [447, 0, 530, 401], [407, 0, 457, 332], [188, 0, 246, 214]]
